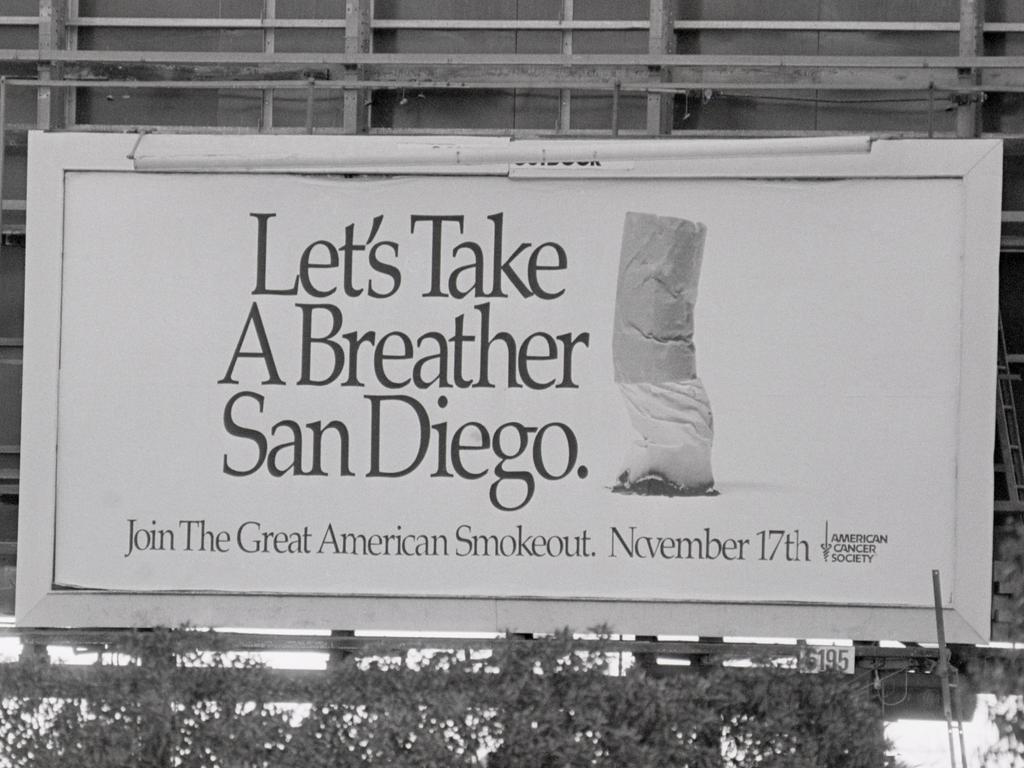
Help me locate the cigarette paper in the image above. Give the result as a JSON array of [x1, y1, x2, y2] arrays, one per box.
[[612, 212, 715, 496]]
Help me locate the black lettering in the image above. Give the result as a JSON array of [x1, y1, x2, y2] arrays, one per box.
[[487, 213, 532, 298], [219, 303, 285, 385], [298, 240, 340, 298], [367, 394, 430, 477], [222, 391, 268, 476], [411, 214, 464, 297], [250, 213, 299, 296]]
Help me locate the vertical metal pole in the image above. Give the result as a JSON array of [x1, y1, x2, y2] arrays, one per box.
[[558, 0, 573, 133], [932, 569, 961, 768], [957, 0, 985, 138], [950, 668, 971, 768]]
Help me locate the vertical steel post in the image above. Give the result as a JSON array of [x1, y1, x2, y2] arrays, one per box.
[[950, 668, 970, 768]]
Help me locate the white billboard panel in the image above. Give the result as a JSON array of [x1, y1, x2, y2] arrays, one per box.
[[17, 134, 1001, 641]]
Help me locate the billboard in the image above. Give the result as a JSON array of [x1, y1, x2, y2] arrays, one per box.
[[18, 133, 1001, 641]]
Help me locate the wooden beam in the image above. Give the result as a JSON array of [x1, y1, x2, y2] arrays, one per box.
[[647, 0, 675, 136], [375, 19, 647, 31], [343, 0, 371, 134], [5, 75, 1008, 94], [676, 20, 960, 32], [66, 16, 345, 29], [61, 18, 650, 31], [674, 20, 1024, 32], [36, 0, 66, 129], [10, 74, 1024, 100], [7, 50, 1024, 69], [6, 75, 1024, 97], [3, 51, 1024, 95], [357, 64, 1019, 92], [558, 0, 572, 133], [958, 0, 985, 137], [0, 627, 944, 660], [261, 0, 275, 130], [62, 0, 76, 128], [50, 17, 1024, 33]]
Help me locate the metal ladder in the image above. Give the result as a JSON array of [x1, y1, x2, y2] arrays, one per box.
[[996, 313, 1024, 508]]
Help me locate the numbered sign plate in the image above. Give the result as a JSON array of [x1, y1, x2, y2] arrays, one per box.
[[802, 645, 856, 675]]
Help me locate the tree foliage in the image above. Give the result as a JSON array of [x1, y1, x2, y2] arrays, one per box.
[[976, 520, 1024, 765], [0, 628, 890, 767]]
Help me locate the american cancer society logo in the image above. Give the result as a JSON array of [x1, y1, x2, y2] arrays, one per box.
[[820, 522, 889, 565]]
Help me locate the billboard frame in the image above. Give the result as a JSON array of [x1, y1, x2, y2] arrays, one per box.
[[17, 132, 1002, 642]]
